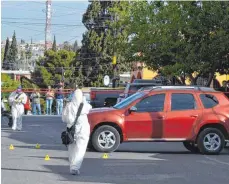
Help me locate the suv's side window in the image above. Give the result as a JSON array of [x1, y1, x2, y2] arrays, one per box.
[[135, 94, 165, 112], [171, 93, 196, 111], [199, 94, 219, 108]]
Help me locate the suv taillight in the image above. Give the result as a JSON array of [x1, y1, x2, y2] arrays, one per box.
[[90, 91, 96, 100]]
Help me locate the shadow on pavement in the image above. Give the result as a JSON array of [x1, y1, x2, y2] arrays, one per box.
[[7, 155, 162, 183], [1, 167, 51, 174], [1, 117, 65, 148], [117, 150, 197, 155], [41, 158, 162, 184], [26, 155, 68, 161], [14, 145, 67, 151], [116, 149, 228, 155]]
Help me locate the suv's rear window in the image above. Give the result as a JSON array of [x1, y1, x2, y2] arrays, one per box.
[[199, 94, 219, 108], [171, 93, 196, 111]]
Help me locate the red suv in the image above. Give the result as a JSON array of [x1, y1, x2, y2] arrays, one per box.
[[88, 86, 229, 155]]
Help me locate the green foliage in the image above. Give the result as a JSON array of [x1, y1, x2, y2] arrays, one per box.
[[21, 76, 39, 89], [1, 73, 20, 100], [52, 35, 57, 52], [35, 49, 76, 87], [1, 73, 20, 89], [2, 37, 10, 69], [107, 1, 229, 86], [78, 1, 132, 87], [8, 31, 18, 62], [3, 37, 10, 62], [1, 47, 4, 63]]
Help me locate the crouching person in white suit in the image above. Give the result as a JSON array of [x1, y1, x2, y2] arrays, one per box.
[[8, 86, 27, 131], [62, 88, 92, 175]]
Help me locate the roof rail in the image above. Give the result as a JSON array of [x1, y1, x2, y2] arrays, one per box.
[[138, 85, 216, 92]]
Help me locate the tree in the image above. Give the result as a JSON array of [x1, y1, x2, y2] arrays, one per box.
[[73, 40, 79, 52], [63, 41, 73, 51], [107, 1, 229, 86], [77, 1, 131, 87], [25, 44, 32, 59], [52, 35, 57, 51], [21, 39, 25, 44], [2, 37, 10, 69], [1, 73, 20, 91], [35, 49, 76, 87], [1, 48, 4, 63], [8, 31, 18, 64]]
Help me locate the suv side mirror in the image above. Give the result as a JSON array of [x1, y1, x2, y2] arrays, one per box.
[[129, 106, 137, 112]]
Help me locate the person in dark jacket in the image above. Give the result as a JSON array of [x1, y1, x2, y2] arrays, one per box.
[[55, 86, 64, 115]]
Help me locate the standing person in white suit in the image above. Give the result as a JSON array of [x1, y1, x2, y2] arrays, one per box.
[[62, 86, 92, 175], [8, 86, 27, 131]]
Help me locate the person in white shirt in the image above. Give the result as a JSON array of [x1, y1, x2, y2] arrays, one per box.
[[8, 86, 27, 131]]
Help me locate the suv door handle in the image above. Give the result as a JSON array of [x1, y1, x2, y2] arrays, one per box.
[[190, 115, 198, 118], [157, 116, 164, 119]]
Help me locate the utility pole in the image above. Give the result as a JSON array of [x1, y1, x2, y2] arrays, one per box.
[[45, 0, 52, 51], [61, 67, 64, 81], [112, 12, 117, 88]]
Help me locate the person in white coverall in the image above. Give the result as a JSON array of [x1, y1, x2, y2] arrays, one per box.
[[8, 86, 27, 131], [62, 88, 92, 175]]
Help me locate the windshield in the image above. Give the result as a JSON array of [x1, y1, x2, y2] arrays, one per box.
[[113, 92, 145, 109]]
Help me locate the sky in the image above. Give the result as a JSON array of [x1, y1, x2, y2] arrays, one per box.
[[1, 0, 89, 45]]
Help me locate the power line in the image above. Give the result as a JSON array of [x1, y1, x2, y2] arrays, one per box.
[[2, 17, 83, 22], [52, 11, 83, 18], [2, 21, 85, 27], [2, 17, 46, 21], [30, 1, 81, 10], [2, 22, 44, 33]]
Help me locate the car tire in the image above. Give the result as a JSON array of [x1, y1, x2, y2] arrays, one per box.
[[197, 128, 225, 155], [87, 139, 95, 151], [92, 125, 120, 152], [183, 141, 200, 153]]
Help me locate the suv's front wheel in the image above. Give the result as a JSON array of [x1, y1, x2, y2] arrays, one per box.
[[92, 125, 120, 152], [197, 128, 225, 155]]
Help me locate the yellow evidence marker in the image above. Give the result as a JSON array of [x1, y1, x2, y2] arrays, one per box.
[[9, 144, 14, 150], [35, 143, 40, 149], [102, 153, 109, 159], [44, 154, 50, 161]]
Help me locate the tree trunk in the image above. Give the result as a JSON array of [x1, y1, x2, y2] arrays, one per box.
[[188, 72, 203, 85], [206, 64, 217, 87]]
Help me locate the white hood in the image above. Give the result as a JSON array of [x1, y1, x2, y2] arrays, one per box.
[[62, 89, 92, 128]]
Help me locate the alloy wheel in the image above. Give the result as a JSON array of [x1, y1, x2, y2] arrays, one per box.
[[98, 131, 116, 149]]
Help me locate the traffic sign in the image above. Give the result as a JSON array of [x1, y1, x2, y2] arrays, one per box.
[[103, 75, 110, 86]]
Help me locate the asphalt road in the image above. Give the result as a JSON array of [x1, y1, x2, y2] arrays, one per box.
[[1, 115, 229, 184]]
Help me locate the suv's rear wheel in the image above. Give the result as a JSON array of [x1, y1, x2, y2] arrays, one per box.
[[183, 141, 200, 153], [197, 128, 225, 155], [92, 125, 120, 152]]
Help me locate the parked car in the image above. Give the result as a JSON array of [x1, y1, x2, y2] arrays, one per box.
[[90, 87, 125, 108], [90, 79, 163, 108], [116, 81, 163, 104], [133, 79, 164, 84], [88, 86, 229, 155]]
